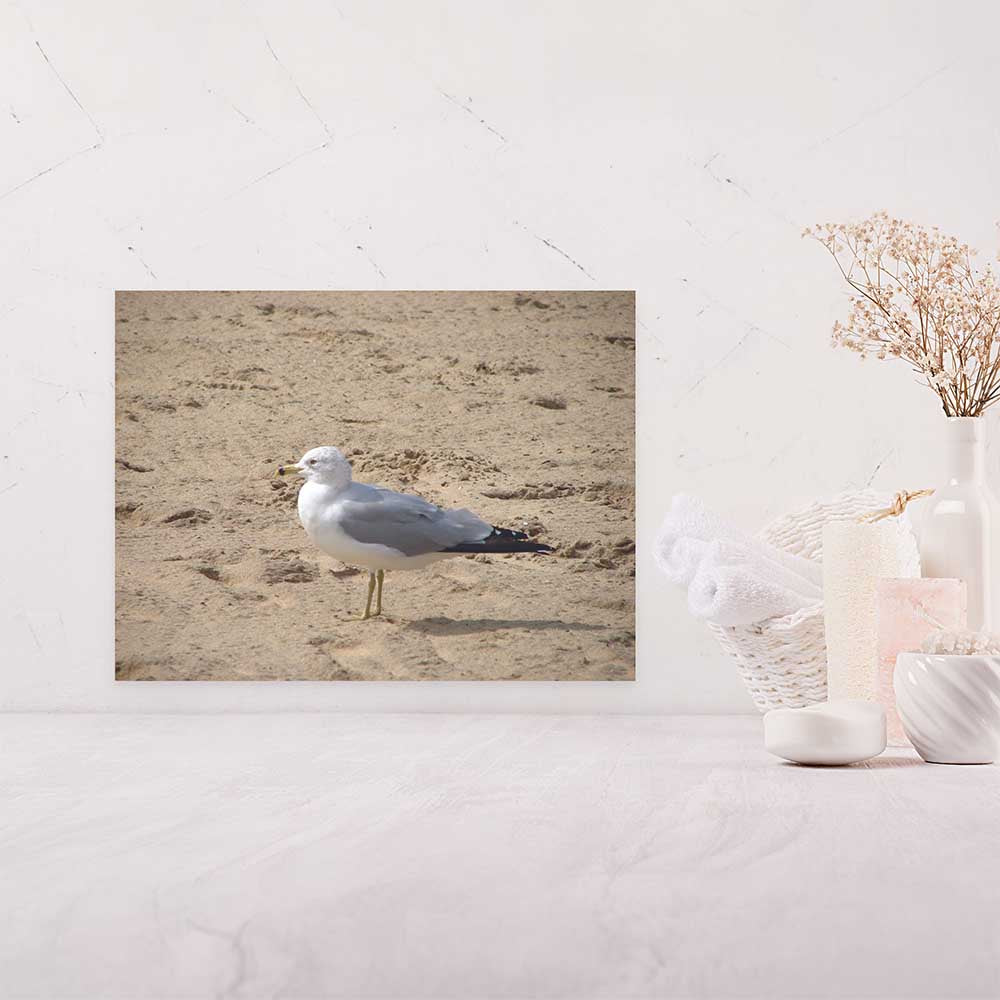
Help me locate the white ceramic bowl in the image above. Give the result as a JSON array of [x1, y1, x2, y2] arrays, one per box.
[[894, 653, 1000, 764]]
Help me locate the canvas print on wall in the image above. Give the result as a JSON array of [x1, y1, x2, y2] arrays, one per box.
[[115, 290, 635, 680]]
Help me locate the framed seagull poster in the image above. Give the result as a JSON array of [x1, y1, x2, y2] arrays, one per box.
[[114, 290, 635, 680]]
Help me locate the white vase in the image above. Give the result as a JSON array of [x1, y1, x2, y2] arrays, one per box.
[[919, 417, 1000, 630]]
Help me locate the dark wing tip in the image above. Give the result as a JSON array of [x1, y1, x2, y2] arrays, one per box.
[[443, 525, 553, 555]]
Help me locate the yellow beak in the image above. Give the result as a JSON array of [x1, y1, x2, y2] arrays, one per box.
[[274, 463, 303, 479]]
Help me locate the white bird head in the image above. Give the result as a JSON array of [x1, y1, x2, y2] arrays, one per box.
[[277, 446, 352, 489]]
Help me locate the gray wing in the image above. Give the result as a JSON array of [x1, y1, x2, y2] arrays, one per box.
[[336, 483, 492, 556]]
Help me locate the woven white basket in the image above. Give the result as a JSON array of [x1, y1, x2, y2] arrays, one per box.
[[709, 489, 920, 713]]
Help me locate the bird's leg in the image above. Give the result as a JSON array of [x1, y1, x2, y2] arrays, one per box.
[[375, 569, 385, 616], [362, 571, 376, 620]]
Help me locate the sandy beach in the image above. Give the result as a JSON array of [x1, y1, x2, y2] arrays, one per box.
[[115, 290, 634, 681]]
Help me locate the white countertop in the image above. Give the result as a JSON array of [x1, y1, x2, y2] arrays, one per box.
[[2, 714, 998, 998]]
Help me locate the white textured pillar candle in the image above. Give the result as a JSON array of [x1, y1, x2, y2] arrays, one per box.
[[823, 520, 918, 701]]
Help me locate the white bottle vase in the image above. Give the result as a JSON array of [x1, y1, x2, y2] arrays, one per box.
[[919, 417, 1000, 630]]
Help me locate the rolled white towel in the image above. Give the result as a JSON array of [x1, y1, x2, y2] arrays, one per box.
[[658, 536, 709, 585], [688, 560, 818, 626], [652, 495, 725, 584], [705, 538, 822, 599], [653, 494, 822, 589]]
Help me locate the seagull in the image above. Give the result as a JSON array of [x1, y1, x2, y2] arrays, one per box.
[[276, 446, 553, 619]]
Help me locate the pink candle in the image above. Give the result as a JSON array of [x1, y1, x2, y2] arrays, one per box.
[[876, 578, 967, 746]]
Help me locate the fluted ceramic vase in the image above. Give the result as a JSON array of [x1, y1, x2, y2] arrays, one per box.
[[895, 652, 1000, 763], [919, 417, 1000, 630]]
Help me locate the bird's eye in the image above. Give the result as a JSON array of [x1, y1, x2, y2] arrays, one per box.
[[308, 459, 317, 465]]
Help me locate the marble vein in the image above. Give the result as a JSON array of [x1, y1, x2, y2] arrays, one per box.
[[233, 140, 332, 197], [33, 39, 104, 142], [515, 222, 597, 281], [438, 90, 508, 143], [0, 141, 102, 204], [264, 38, 335, 141], [673, 327, 754, 404], [805, 63, 952, 153], [127, 243, 157, 281]]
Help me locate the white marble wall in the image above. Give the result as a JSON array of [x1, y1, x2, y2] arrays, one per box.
[[3, 0, 1000, 712]]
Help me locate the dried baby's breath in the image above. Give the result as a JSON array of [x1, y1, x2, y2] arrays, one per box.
[[806, 212, 1000, 416]]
